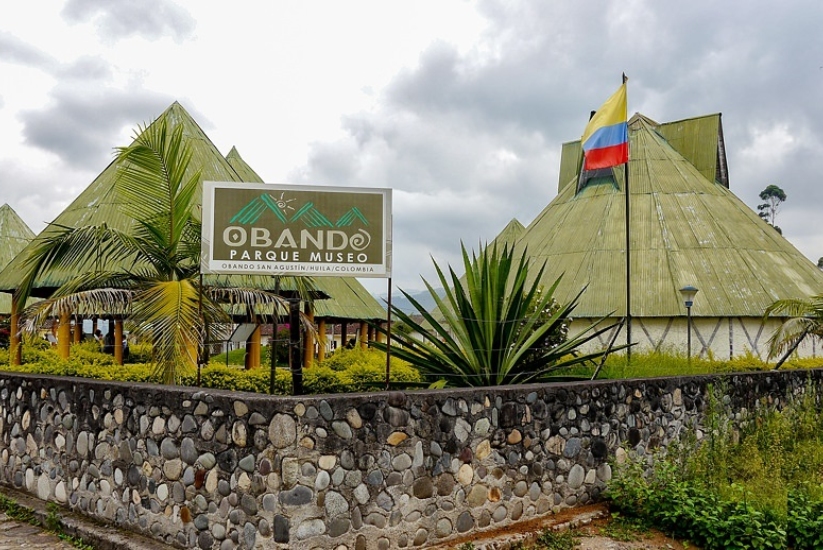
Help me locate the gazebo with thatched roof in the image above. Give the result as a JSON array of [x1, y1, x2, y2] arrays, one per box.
[[0, 102, 387, 366], [0, 204, 35, 315]]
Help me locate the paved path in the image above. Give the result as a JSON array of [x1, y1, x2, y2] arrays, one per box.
[[0, 512, 76, 550]]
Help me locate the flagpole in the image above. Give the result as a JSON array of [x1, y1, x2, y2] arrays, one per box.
[[580, 75, 631, 360], [624, 154, 631, 361], [622, 73, 631, 361], [385, 277, 393, 390]]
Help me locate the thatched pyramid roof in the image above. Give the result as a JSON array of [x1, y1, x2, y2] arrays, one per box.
[[514, 113, 823, 319], [491, 218, 525, 249], [0, 103, 385, 321], [0, 204, 35, 313], [225, 146, 264, 183]]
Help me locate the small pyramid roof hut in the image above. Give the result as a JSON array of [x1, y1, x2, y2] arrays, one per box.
[[0, 103, 385, 324], [0, 204, 35, 314], [511, 113, 823, 359], [491, 218, 525, 249]]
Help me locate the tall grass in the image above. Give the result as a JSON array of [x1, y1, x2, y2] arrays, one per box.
[[550, 349, 823, 381]]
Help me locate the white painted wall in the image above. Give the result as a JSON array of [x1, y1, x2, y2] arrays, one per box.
[[572, 316, 820, 361]]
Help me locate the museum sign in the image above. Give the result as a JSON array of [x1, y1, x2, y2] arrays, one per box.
[[202, 182, 392, 277]]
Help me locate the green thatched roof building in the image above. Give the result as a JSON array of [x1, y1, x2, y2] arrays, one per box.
[[513, 113, 823, 359]]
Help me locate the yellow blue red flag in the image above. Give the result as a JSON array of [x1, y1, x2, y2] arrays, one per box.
[[581, 82, 628, 170]]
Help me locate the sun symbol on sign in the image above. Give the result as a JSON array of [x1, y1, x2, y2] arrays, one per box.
[[274, 192, 296, 214]]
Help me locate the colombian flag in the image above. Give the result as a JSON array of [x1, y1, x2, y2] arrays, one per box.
[[581, 82, 628, 170]]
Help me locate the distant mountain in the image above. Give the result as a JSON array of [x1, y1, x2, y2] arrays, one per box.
[[373, 287, 445, 314]]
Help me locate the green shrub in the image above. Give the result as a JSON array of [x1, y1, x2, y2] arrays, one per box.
[[319, 347, 411, 373], [127, 342, 153, 364], [303, 366, 344, 394], [4, 345, 420, 396], [185, 365, 292, 394], [209, 347, 248, 367], [788, 488, 823, 550], [312, 347, 422, 392], [608, 382, 823, 550]]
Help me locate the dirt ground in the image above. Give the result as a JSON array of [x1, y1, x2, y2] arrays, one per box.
[[574, 516, 695, 550], [426, 503, 698, 550]]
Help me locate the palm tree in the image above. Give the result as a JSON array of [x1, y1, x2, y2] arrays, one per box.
[[763, 294, 823, 368], [17, 120, 307, 383], [373, 243, 623, 387]]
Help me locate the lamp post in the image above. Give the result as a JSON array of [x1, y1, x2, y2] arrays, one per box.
[[679, 285, 698, 363]]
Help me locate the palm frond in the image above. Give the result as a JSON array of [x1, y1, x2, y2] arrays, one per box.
[[21, 288, 133, 332], [208, 287, 316, 337], [115, 120, 202, 279], [16, 223, 137, 304], [129, 280, 201, 383], [764, 293, 823, 360]]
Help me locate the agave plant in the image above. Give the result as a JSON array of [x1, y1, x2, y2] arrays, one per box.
[[763, 293, 823, 368], [373, 243, 622, 387], [16, 120, 310, 383]]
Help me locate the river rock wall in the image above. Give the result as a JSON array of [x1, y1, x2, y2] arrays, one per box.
[[0, 369, 819, 549]]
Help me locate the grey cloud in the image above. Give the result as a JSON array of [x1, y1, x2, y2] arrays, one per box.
[[20, 88, 175, 168], [62, 0, 195, 43], [0, 31, 57, 71], [296, 0, 823, 288], [0, 33, 111, 83], [59, 56, 113, 80], [0, 159, 91, 231]]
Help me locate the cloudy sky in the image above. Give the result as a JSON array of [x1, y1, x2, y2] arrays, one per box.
[[2, 0, 822, 295]]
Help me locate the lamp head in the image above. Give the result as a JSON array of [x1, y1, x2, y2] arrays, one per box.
[[679, 285, 698, 308]]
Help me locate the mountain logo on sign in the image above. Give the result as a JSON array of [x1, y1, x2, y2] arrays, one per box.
[[230, 192, 369, 228]]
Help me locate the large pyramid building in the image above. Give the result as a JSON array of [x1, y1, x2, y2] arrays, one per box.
[[512, 113, 823, 359]]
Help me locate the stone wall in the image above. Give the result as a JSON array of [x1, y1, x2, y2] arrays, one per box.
[[0, 369, 820, 550]]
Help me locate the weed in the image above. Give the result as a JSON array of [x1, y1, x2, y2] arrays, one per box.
[[599, 512, 647, 542], [0, 494, 92, 550], [45, 502, 62, 532], [511, 528, 579, 550], [58, 532, 95, 550], [0, 494, 36, 524]]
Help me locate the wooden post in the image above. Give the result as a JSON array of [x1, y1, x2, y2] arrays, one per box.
[[114, 318, 124, 365], [10, 294, 21, 365], [247, 325, 261, 369], [341, 322, 348, 349], [303, 302, 314, 369], [289, 299, 303, 395], [58, 312, 71, 359], [74, 315, 83, 343], [359, 322, 368, 351], [317, 318, 327, 363]]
